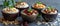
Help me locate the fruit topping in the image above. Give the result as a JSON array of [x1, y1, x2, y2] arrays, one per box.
[[23, 9, 38, 15], [33, 1, 46, 9], [42, 6, 57, 14]]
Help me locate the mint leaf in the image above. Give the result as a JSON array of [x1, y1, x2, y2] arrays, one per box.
[[9, 6, 14, 9], [36, 1, 42, 4], [28, 9, 32, 12], [47, 6, 53, 10], [3, 1, 9, 7], [11, 0, 16, 5]]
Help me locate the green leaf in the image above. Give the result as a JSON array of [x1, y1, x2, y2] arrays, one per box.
[[36, 1, 42, 4], [47, 6, 53, 10], [9, 6, 14, 9], [28, 9, 32, 12], [11, 0, 16, 5], [3, 1, 9, 7]]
